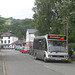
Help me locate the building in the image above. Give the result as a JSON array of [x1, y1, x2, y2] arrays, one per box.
[[5, 19, 12, 25], [1, 32, 18, 49], [26, 29, 37, 46], [13, 40, 26, 50]]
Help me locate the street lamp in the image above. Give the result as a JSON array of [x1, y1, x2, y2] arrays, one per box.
[[67, 23, 68, 51]]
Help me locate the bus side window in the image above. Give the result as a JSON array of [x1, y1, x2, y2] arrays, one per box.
[[41, 40, 44, 50], [33, 40, 38, 49], [33, 39, 47, 51], [38, 40, 42, 50], [44, 40, 47, 51], [39, 39, 46, 51]]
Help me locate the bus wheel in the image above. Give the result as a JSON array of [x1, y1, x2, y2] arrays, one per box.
[[43, 55, 47, 62], [34, 53, 38, 60]]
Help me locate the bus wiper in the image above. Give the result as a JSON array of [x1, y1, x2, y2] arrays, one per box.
[[51, 51, 62, 53]]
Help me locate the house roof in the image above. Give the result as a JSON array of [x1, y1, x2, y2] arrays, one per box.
[[13, 40, 26, 45], [1, 32, 17, 37], [27, 29, 37, 34]]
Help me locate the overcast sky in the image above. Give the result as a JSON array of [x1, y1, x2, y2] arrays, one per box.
[[0, 0, 35, 19]]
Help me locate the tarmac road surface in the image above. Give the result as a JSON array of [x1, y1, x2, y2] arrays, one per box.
[[1, 49, 75, 75]]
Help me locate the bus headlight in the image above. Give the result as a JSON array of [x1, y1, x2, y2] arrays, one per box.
[[64, 55, 68, 58], [66, 59, 68, 61], [48, 55, 52, 57]]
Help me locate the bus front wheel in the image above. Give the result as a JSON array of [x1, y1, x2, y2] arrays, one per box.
[[43, 55, 47, 62]]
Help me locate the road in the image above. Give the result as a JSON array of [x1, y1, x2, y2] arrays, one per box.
[[1, 49, 75, 75]]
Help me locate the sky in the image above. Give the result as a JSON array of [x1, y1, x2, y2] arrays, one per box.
[[0, 0, 35, 19]]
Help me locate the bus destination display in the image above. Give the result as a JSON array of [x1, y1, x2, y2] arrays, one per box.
[[48, 35, 66, 40]]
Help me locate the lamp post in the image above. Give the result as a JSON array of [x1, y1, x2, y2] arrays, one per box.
[[67, 23, 68, 51]]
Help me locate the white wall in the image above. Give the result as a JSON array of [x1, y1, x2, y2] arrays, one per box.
[[11, 37, 18, 43], [2, 36, 18, 48], [26, 30, 35, 43], [30, 34, 35, 42], [2, 37, 18, 44], [2, 37, 8, 44], [26, 30, 29, 42]]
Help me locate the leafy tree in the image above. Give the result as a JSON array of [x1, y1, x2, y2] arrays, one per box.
[[55, 0, 75, 42], [0, 18, 5, 30], [33, 0, 64, 35], [33, 0, 75, 43], [1, 19, 35, 40], [33, 0, 55, 35], [0, 17, 35, 40]]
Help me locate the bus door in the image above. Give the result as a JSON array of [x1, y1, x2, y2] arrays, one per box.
[[38, 39, 46, 59]]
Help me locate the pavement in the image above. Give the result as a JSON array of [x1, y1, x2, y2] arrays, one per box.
[[72, 60, 75, 64], [0, 50, 4, 75]]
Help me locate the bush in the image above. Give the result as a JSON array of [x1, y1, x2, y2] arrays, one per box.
[[68, 43, 75, 49]]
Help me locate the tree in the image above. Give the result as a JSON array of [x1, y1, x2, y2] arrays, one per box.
[[33, 0, 75, 43], [0, 18, 5, 30], [55, 0, 75, 42], [33, 0, 56, 35], [33, 0, 64, 35], [1, 19, 35, 40]]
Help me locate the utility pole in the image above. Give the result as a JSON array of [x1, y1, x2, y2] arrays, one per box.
[[64, 24, 66, 35], [67, 23, 68, 51]]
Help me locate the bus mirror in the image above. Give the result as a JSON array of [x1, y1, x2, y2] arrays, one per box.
[[39, 41, 42, 44], [39, 41, 42, 43]]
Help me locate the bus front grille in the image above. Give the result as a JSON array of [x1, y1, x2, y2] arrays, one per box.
[[48, 55, 64, 58], [52, 55, 64, 58]]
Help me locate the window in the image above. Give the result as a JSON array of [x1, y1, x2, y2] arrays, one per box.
[[8, 36, 10, 39], [33, 38, 47, 50], [38, 39, 45, 50], [4, 40, 6, 44], [8, 40, 10, 43], [1, 41, 3, 44]]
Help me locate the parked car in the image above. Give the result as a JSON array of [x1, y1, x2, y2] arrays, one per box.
[[29, 46, 33, 55], [19, 46, 30, 53], [15, 46, 20, 51]]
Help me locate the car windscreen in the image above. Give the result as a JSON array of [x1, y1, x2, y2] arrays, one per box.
[[20, 47, 23, 49], [24, 47, 29, 49]]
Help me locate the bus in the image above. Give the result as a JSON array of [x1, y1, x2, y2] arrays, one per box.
[[33, 34, 70, 62]]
